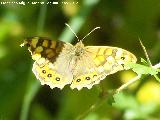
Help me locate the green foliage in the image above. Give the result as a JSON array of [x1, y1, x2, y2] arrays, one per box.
[[141, 58, 149, 66], [113, 92, 139, 110], [113, 92, 159, 120], [0, 0, 160, 120], [125, 58, 160, 82], [126, 62, 159, 76]]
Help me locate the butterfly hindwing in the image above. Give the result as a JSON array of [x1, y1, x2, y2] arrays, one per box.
[[32, 62, 71, 89]]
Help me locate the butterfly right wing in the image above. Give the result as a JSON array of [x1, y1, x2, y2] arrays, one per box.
[[21, 37, 73, 89], [70, 46, 137, 90]]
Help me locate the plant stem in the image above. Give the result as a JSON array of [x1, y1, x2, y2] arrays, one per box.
[[116, 62, 160, 93], [116, 74, 142, 93], [37, 0, 47, 35], [75, 98, 105, 120], [20, 79, 40, 120], [20, 0, 47, 119], [139, 39, 152, 66]]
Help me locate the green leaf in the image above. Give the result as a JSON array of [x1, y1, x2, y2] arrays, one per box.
[[153, 74, 160, 82], [125, 63, 159, 76], [84, 113, 99, 120], [140, 58, 149, 66], [113, 92, 138, 110], [106, 90, 115, 105]]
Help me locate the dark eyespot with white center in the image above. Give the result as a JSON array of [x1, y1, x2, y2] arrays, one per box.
[[47, 74, 52, 78], [85, 77, 90, 80], [55, 77, 60, 81], [93, 75, 97, 78], [121, 57, 125, 60], [42, 70, 46, 74], [76, 79, 81, 82]]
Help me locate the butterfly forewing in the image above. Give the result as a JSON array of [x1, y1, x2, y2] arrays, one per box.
[[85, 46, 137, 69], [23, 37, 65, 63]]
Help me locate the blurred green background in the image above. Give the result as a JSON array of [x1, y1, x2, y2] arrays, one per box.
[[0, 0, 160, 120]]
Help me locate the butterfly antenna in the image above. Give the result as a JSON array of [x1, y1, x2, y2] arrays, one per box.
[[81, 27, 100, 41], [65, 23, 80, 41]]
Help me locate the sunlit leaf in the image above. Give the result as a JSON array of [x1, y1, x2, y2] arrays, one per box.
[[125, 63, 159, 76], [113, 92, 138, 109], [140, 58, 148, 66], [84, 113, 99, 120]]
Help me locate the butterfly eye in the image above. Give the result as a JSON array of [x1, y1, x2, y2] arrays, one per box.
[[42, 70, 46, 74], [47, 74, 52, 78], [55, 77, 60, 81], [121, 57, 125, 60], [76, 79, 81, 82], [85, 77, 91, 80]]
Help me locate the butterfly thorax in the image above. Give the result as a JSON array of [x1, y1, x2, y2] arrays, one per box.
[[74, 41, 85, 57]]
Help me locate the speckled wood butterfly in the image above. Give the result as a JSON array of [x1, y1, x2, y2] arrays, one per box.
[[21, 24, 137, 90]]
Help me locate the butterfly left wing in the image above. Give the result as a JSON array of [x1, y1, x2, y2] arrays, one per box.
[[21, 37, 74, 89], [70, 46, 137, 90]]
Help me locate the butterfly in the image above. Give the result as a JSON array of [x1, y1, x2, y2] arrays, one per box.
[[21, 25, 137, 90]]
